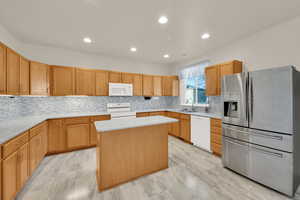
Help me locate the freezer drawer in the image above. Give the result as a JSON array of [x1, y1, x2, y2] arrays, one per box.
[[222, 137, 250, 177], [223, 124, 293, 152], [223, 136, 294, 196], [249, 144, 293, 196]]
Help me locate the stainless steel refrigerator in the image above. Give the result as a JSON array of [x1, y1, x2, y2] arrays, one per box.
[[221, 66, 300, 196]]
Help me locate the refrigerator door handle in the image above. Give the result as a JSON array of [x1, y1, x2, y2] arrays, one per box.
[[250, 77, 254, 122], [224, 127, 283, 140], [250, 146, 283, 158], [245, 75, 249, 122]]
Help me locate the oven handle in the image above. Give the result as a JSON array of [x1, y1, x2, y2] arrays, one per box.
[[224, 127, 283, 140]]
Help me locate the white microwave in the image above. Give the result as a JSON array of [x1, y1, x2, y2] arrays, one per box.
[[109, 83, 133, 96]]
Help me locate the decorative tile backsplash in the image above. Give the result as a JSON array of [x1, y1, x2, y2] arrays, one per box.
[[0, 96, 180, 121]]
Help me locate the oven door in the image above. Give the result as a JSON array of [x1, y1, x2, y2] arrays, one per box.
[[222, 72, 248, 127]]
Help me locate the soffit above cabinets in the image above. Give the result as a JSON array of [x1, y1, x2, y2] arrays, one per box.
[[0, 0, 300, 64]]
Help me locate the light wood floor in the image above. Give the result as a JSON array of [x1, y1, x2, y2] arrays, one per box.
[[17, 136, 298, 200]]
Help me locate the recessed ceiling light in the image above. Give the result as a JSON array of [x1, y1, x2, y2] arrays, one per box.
[[163, 54, 170, 58], [83, 37, 92, 43], [201, 33, 210, 40], [158, 16, 168, 24], [130, 47, 137, 52]]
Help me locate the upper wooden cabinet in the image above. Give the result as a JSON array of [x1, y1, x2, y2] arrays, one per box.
[[121, 73, 143, 96], [50, 66, 75, 96], [95, 70, 109, 96], [153, 76, 162, 96], [143, 75, 153, 96], [0, 42, 6, 94], [75, 68, 95, 96], [19, 57, 30, 95], [205, 60, 242, 96], [30, 61, 49, 95], [109, 71, 122, 83], [6, 48, 20, 95], [163, 76, 179, 96]]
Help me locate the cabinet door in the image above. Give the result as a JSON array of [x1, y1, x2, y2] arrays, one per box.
[[66, 124, 90, 149], [75, 68, 95, 96], [133, 74, 142, 96], [95, 70, 109, 96], [18, 143, 29, 190], [153, 76, 162, 96], [162, 76, 172, 96], [41, 122, 48, 157], [109, 71, 122, 83], [180, 119, 191, 142], [20, 57, 30, 95], [121, 73, 133, 84], [220, 60, 242, 78], [205, 65, 220, 96], [51, 66, 75, 96], [3, 151, 18, 200], [6, 48, 20, 95], [172, 79, 179, 96], [90, 115, 110, 145], [143, 75, 153, 96], [29, 134, 43, 174], [48, 119, 66, 153], [0, 42, 6, 94], [30, 61, 49, 95]]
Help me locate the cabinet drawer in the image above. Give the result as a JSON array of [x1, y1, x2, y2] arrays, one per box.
[[2, 131, 29, 158], [91, 115, 110, 122], [65, 117, 90, 124], [211, 133, 222, 145], [211, 142, 222, 156], [180, 114, 190, 120], [211, 118, 222, 127], [149, 111, 165, 116], [211, 127, 222, 135], [30, 121, 48, 138]]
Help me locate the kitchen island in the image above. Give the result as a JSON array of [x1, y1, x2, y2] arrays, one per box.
[[94, 116, 178, 191]]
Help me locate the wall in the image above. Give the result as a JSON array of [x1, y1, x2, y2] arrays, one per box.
[[0, 96, 179, 121], [171, 15, 300, 74], [0, 24, 171, 75]]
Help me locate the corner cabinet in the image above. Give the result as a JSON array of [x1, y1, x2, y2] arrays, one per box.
[[30, 61, 49, 95], [163, 76, 179, 96], [205, 60, 242, 96], [19, 57, 30, 95]]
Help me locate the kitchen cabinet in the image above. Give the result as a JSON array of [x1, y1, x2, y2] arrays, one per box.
[[95, 70, 109, 96], [6, 48, 20, 95], [143, 75, 153, 96], [205, 60, 242, 96], [149, 111, 165, 116], [30, 61, 49, 95], [153, 76, 162, 96], [166, 112, 180, 137], [210, 118, 222, 156], [48, 119, 66, 153], [3, 151, 18, 200], [122, 73, 143, 96], [50, 65, 75, 96], [90, 115, 110, 145], [65, 117, 90, 150], [163, 76, 179, 96], [137, 112, 149, 117], [17, 143, 29, 190], [19, 57, 30, 95], [205, 65, 220, 96], [29, 122, 48, 174], [180, 114, 191, 142], [0, 42, 6, 94], [109, 71, 122, 83], [75, 68, 95, 96]]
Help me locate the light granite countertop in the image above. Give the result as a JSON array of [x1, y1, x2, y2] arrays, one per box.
[[95, 116, 178, 132], [0, 109, 221, 145]]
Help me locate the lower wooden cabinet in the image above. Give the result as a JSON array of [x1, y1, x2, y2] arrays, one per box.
[[136, 112, 149, 117], [48, 119, 66, 153], [179, 114, 191, 142], [210, 118, 222, 156], [66, 123, 90, 149], [90, 115, 110, 145], [2, 143, 29, 200], [148, 111, 165, 116], [166, 112, 180, 138]]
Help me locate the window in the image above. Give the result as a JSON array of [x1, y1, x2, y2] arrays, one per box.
[[179, 61, 210, 106]]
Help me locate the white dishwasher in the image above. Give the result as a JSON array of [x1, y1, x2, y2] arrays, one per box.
[[191, 115, 211, 152]]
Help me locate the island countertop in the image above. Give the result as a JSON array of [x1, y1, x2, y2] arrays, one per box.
[[94, 116, 178, 132]]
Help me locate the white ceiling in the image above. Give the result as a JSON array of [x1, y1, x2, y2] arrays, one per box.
[[1, 0, 300, 64]]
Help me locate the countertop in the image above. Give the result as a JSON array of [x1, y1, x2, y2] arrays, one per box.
[[95, 116, 178, 132], [0, 109, 221, 145]]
